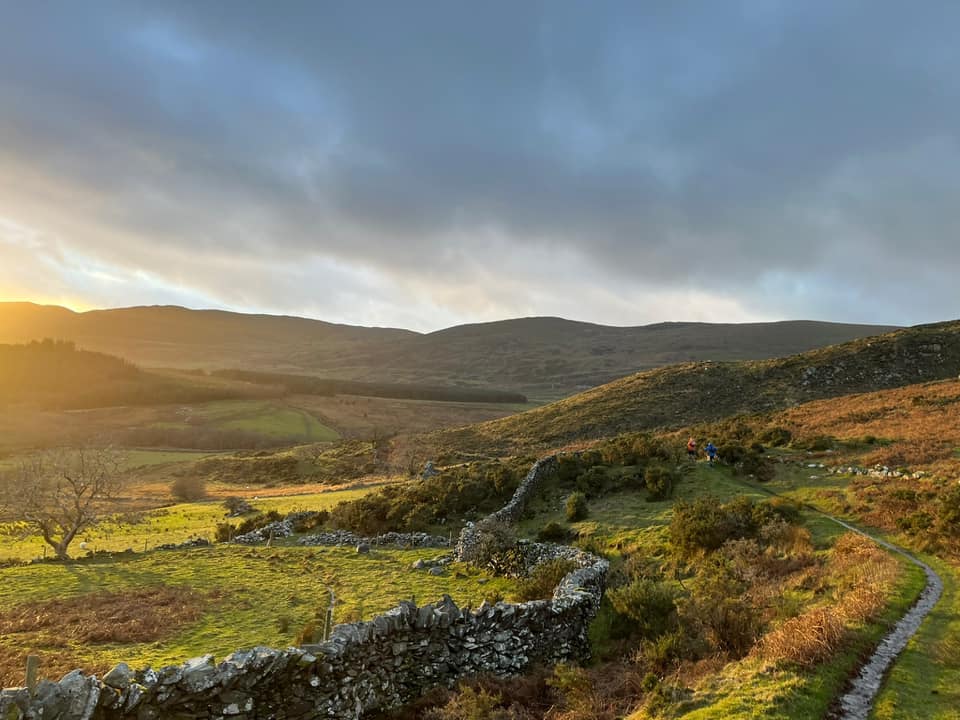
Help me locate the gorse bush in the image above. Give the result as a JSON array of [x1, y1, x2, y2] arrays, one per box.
[[536, 521, 570, 542], [643, 464, 677, 501], [329, 458, 530, 535], [565, 492, 589, 522], [679, 555, 760, 658], [758, 426, 792, 447], [607, 579, 679, 640], [669, 495, 802, 560], [515, 559, 578, 602]]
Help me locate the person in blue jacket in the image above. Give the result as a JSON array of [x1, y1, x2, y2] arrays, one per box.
[[705, 441, 718, 464]]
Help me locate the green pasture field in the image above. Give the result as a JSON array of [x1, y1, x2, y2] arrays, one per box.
[[154, 399, 339, 442], [0, 487, 374, 562], [122, 449, 228, 468], [0, 545, 515, 682]]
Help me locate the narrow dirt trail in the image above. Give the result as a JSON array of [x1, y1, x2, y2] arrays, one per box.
[[826, 516, 943, 720], [733, 474, 944, 719]]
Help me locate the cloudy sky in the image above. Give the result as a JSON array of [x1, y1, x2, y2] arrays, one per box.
[[0, 1, 957, 331]]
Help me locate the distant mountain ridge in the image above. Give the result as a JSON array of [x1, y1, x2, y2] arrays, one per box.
[[0, 302, 899, 399]]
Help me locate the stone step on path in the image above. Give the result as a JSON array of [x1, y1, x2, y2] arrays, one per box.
[[825, 517, 944, 720]]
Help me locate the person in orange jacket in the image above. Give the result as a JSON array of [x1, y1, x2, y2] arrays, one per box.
[[687, 437, 697, 460]]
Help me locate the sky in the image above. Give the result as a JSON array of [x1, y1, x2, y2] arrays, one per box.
[[0, 1, 958, 331]]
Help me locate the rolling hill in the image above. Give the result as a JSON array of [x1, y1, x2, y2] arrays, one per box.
[[419, 320, 960, 458], [0, 340, 258, 410], [0, 303, 896, 399]]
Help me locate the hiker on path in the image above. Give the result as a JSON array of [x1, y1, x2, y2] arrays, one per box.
[[687, 437, 697, 460], [705, 441, 718, 464]]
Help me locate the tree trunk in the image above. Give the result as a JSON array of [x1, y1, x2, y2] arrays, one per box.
[[53, 540, 71, 561]]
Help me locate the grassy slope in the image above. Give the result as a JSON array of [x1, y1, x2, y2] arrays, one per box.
[[656, 556, 927, 720], [421, 320, 960, 458], [155, 399, 339, 442], [0, 478, 513, 684], [0, 342, 264, 411], [0, 545, 514, 685], [512, 462, 928, 719], [763, 464, 960, 720], [0, 303, 895, 399], [759, 377, 960, 475]]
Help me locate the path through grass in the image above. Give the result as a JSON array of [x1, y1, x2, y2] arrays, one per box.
[[762, 466, 960, 720]]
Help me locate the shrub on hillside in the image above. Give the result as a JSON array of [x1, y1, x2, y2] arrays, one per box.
[[739, 451, 776, 482], [464, 520, 526, 577], [329, 458, 529, 535], [575, 466, 608, 497], [670, 495, 800, 560], [680, 556, 759, 657], [423, 686, 507, 720], [555, 454, 584, 484], [670, 496, 748, 559], [758, 426, 792, 447], [607, 578, 679, 640], [718, 443, 747, 465], [170, 475, 206, 502], [793, 435, 835, 451], [536, 521, 571, 542], [515, 559, 579, 601], [896, 511, 933, 535], [565, 492, 589, 522], [643, 464, 677, 501], [292, 510, 329, 532], [937, 486, 960, 537]]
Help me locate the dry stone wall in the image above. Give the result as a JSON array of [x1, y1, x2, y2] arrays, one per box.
[[0, 454, 606, 720]]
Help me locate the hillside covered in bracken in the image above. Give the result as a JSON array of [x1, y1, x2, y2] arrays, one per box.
[[418, 320, 960, 460]]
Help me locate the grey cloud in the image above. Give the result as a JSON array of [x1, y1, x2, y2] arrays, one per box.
[[0, 1, 958, 327]]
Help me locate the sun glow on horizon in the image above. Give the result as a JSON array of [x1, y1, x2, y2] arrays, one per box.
[[0, 294, 95, 313]]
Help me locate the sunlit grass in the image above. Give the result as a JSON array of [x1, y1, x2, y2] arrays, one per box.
[[871, 555, 960, 720], [0, 487, 373, 561], [150, 399, 339, 441], [0, 545, 514, 684], [761, 466, 960, 720]]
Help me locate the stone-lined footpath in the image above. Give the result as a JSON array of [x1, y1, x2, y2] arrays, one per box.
[[0, 455, 608, 720]]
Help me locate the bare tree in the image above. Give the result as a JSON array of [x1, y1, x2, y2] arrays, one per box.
[[0, 447, 124, 560]]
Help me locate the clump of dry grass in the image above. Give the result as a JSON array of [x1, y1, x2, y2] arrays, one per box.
[[0, 586, 214, 686], [758, 606, 847, 667], [756, 532, 897, 667], [0, 586, 209, 644]]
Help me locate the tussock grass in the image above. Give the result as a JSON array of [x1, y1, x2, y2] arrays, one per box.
[[757, 533, 896, 667]]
